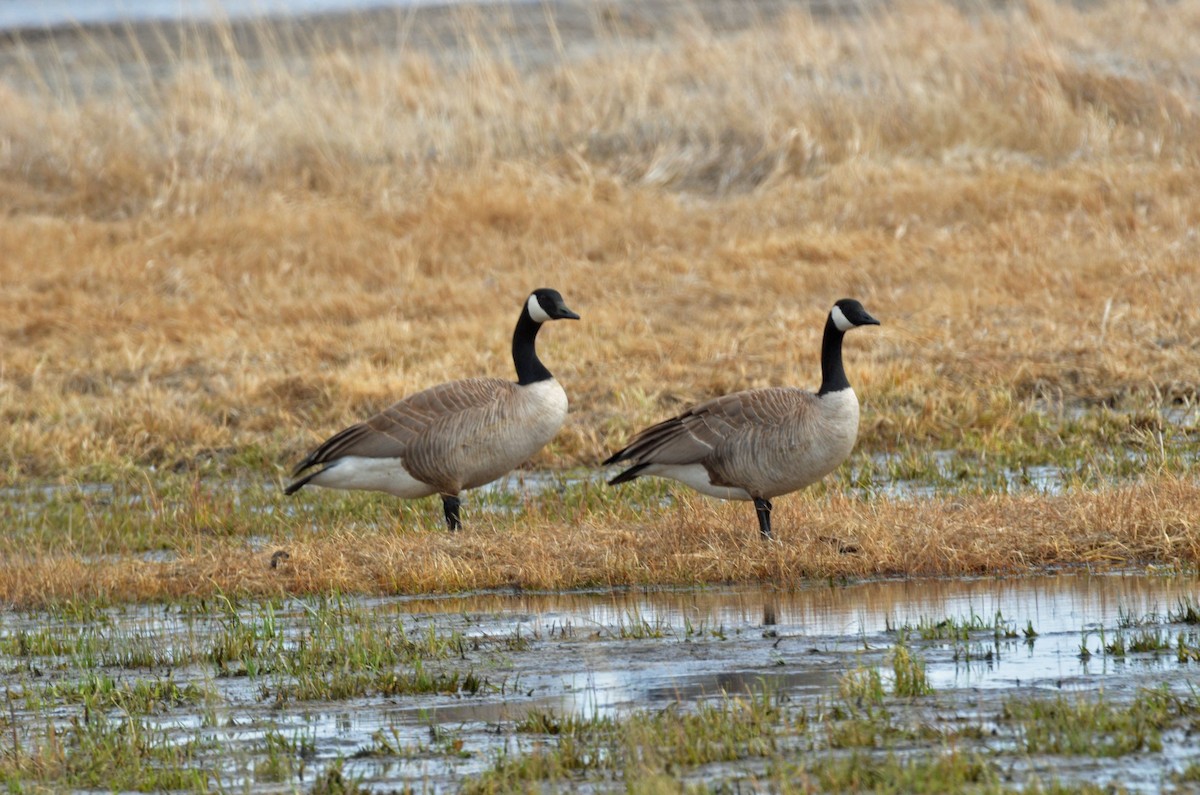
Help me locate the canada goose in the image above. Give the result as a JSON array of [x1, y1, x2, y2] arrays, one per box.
[[604, 298, 879, 540], [285, 288, 580, 530]]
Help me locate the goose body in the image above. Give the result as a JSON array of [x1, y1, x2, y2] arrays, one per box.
[[604, 298, 879, 540], [286, 289, 579, 529]]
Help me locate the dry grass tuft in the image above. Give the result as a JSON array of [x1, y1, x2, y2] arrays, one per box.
[[0, 475, 1196, 608]]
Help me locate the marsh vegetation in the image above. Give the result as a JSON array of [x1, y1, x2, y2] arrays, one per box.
[[1, 577, 1199, 791]]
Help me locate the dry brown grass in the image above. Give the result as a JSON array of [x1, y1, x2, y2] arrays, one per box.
[[1, 0, 1198, 600], [0, 475, 1195, 608]]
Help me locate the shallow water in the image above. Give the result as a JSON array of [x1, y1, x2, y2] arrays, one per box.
[[2, 573, 1198, 790]]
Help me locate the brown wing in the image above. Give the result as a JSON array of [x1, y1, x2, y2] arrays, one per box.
[[605, 387, 817, 468], [291, 377, 515, 475]]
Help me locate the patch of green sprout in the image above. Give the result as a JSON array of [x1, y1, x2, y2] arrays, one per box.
[[310, 757, 366, 795], [1176, 633, 1200, 663], [0, 714, 216, 791], [838, 666, 886, 709], [1168, 596, 1200, 625], [1128, 628, 1172, 653], [999, 686, 1197, 757], [465, 689, 786, 792], [890, 642, 933, 698], [1174, 761, 1200, 786], [254, 729, 316, 783], [28, 673, 211, 714], [786, 749, 1001, 794], [900, 610, 1017, 642], [613, 612, 671, 640]]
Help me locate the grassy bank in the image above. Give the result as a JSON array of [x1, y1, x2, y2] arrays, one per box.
[[0, 472, 1196, 608]]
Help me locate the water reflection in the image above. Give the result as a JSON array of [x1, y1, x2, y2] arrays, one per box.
[[389, 572, 1194, 641], [352, 573, 1200, 716]]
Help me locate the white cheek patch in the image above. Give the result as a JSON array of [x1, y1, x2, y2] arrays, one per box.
[[830, 305, 854, 332], [527, 294, 552, 323]]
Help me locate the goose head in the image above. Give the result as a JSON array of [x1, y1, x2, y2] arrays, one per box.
[[527, 288, 581, 323], [829, 298, 880, 332]]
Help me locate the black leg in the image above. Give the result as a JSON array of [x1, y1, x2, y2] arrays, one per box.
[[753, 497, 773, 540], [442, 495, 462, 531]]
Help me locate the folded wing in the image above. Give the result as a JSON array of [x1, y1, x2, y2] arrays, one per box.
[[292, 377, 515, 476]]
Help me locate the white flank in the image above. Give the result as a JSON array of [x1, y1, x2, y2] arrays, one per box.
[[527, 293, 552, 323], [830, 304, 853, 332], [645, 463, 753, 501], [308, 456, 437, 499]]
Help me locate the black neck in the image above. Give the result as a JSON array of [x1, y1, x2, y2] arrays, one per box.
[[513, 308, 553, 385], [817, 314, 851, 396]]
